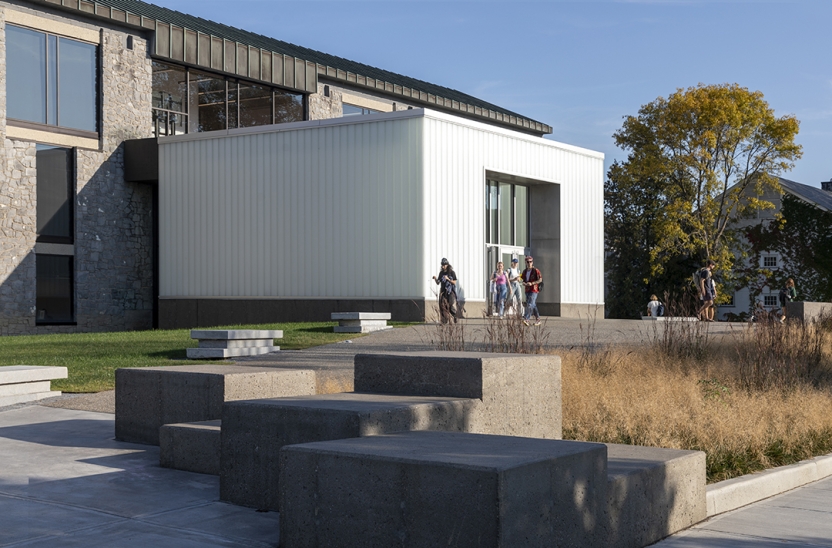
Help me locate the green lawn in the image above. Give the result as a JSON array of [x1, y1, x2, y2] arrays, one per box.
[[0, 322, 408, 393]]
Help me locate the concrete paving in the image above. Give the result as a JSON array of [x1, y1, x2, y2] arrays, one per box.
[[655, 475, 832, 547], [0, 405, 278, 547]]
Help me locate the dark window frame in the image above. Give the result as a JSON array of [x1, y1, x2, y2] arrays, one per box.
[[36, 145, 75, 245], [35, 253, 76, 325]]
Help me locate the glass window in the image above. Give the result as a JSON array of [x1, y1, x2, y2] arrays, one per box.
[[515, 185, 528, 247], [58, 37, 98, 132], [499, 183, 512, 245], [189, 70, 227, 132], [36, 255, 74, 323], [36, 146, 73, 243], [764, 295, 778, 307], [239, 83, 272, 128], [227, 82, 239, 130], [488, 183, 499, 244], [6, 25, 98, 133], [275, 90, 304, 124], [152, 61, 187, 136], [763, 256, 777, 268], [7, 25, 47, 124], [343, 103, 379, 116]]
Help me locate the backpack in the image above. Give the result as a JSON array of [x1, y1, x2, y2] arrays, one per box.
[[693, 269, 703, 290], [657, 303, 665, 317]]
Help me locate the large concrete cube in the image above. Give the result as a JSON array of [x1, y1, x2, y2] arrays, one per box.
[[220, 393, 477, 510], [279, 431, 608, 548], [354, 351, 561, 439], [115, 365, 315, 445], [604, 444, 707, 547]]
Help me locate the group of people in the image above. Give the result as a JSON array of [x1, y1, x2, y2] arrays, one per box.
[[646, 259, 798, 323], [431, 256, 543, 325]]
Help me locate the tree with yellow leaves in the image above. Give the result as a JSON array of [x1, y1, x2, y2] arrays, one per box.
[[606, 84, 801, 316]]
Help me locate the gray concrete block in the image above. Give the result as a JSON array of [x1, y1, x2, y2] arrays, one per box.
[[197, 339, 276, 349], [220, 393, 478, 510], [331, 312, 391, 320], [0, 380, 52, 397], [0, 366, 68, 384], [333, 324, 392, 333], [604, 443, 707, 547], [115, 365, 315, 445], [190, 329, 283, 340], [354, 351, 561, 439], [0, 391, 61, 407], [185, 346, 280, 359], [279, 431, 608, 548], [786, 301, 832, 322], [160, 420, 221, 476]]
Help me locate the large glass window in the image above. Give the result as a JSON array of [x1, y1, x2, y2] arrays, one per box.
[[36, 146, 74, 244], [6, 25, 98, 133], [155, 64, 304, 137], [342, 103, 379, 116], [36, 255, 74, 324], [485, 180, 529, 247], [152, 61, 188, 136]]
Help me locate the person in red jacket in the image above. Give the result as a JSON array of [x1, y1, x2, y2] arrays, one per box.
[[521, 256, 542, 326]]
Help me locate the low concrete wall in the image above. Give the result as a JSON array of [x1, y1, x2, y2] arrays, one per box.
[[160, 420, 221, 475]]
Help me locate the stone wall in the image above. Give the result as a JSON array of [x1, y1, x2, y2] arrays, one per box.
[[0, 5, 154, 334], [309, 81, 418, 121]]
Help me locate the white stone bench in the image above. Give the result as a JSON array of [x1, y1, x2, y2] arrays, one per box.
[[331, 312, 391, 333], [0, 366, 68, 406], [186, 329, 282, 359]]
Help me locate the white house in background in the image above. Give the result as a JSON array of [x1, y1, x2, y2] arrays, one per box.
[[719, 178, 832, 320], [155, 109, 605, 326]]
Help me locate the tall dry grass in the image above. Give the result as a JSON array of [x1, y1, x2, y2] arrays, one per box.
[[562, 317, 832, 483]]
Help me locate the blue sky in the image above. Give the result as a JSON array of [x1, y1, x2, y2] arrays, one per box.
[[161, 0, 832, 188]]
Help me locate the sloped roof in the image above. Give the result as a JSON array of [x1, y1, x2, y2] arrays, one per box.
[[778, 177, 832, 212], [31, 0, 552, 135]]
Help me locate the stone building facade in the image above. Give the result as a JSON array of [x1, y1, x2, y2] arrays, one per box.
[[0, 2, 154, 334]]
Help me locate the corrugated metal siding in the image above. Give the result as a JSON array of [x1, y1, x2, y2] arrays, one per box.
[[421, 115, 604, 305], [159, 110, 603, 306], [159, 117, 423, 298]]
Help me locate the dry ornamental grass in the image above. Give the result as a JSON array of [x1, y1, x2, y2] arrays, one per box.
[[560, 315, 832, 483]]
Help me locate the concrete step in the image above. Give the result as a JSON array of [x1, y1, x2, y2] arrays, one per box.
[[0, 366, 67, 407], [186, 346, 280, 359], [160, 420, 221, 475]]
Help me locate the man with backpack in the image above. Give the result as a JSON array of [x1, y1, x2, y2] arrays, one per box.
[[521, 256, 542, 326], [695, 260, 716, 321]]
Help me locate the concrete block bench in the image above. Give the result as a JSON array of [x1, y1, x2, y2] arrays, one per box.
[[186, 330, 282, 359], [604, 443, 706, 547], [331, 312, 391, 333], [0, 366, 68, 407], [221, 393, 477, 510], [160, 420, 221, 475], [219, 351, 560, 510], [786, 301, 832, 322], [115, 365, 315, 445], [279, 431, 608, 548]]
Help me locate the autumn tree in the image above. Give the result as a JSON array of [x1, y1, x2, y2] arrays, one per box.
[[606, 84, 802, 316]]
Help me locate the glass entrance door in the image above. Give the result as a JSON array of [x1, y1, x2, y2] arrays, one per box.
[[485, 180, 529, 315]]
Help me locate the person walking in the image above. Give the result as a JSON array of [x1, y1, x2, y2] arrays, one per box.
[[508, 258, 523, 316], [432, 258, 458, 324], [491, 261, 509, 318], [521, 256, 542, 325], [696, 260, 716, 321], [779, 278, 797, 322], [646, 294, 663, 317]]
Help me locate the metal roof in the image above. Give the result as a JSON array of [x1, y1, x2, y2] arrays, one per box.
[[778, 177, 832, 213], [30, 0, 552, 135]]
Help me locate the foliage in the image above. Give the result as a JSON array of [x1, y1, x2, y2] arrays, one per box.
[[747, 193, 832, 302], [606, 84, 802, 316], [0, 322, 370, 393]]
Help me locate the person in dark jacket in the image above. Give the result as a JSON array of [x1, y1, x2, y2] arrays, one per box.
[[432, 258, 458, 324]]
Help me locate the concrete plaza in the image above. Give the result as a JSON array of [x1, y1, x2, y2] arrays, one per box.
[[2, 318, 831, 547]]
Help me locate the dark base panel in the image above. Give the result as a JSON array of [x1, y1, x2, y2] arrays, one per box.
[[158, 298, 428, 329]]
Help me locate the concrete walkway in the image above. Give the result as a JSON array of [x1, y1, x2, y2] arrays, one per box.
[[0, 406, 278, 547]]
